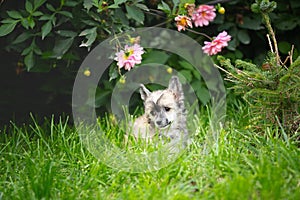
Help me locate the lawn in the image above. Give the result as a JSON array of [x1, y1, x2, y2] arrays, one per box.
[[1, 102, 299, 200]]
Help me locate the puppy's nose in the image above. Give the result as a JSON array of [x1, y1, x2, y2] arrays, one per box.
[[156, 120, 162, 125]]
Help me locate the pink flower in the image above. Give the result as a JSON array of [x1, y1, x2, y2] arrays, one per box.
[[192, 5, 216, 27], [175, 15, 193, 31], [202, 31, 231, 56], [114, 43, 144, 71]]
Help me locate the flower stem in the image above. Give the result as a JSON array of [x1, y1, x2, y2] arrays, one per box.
[[186, 28, 213, 40]]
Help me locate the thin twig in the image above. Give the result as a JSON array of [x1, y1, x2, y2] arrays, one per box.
[[145, 9, 167, 19], [266, 34, 274, 53], [262, 13, 280, 65], [289, 45, 294, 65], [214, 64, 242, 81], [281, 56, 290, 68], [186, 28, 213, 40], [214, 64, 230, 74]]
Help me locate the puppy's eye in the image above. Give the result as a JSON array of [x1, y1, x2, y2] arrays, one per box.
[[164, 107, 171, 112], [150, 110, 155, 115]]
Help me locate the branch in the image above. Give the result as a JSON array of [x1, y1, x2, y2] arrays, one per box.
[[261, 13, 280, 65]]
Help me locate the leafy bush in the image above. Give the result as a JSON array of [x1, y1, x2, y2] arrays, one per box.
[[0, 0, 227, 114], [0, 0, 300, 120], [0, 0, 149, 71], [0, 0, 154, 117], [218, 0, 300, 134]]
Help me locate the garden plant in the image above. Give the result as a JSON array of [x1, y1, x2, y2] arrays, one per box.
[[0, 0, 299, 199]]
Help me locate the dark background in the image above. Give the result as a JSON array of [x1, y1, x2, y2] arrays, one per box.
[[0, 49, 73, 125]]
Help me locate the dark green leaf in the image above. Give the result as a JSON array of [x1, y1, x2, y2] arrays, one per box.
[[25, 1, 33, 13], [58, 11, 73, 18], [275, 17, 299, 30], [135, 3, 149, 11], [81, 19, 98, 26], [235, 49, 244, 59], [22, 46, 32, 56], [108, 0, 127, 9], [28, 17, 35, 29], [22, 40, 40, 55], [237, 30, 251, 45], [21, 18, 29, 29], [114, 0, 128, 5], [172, 0, 180, 13], [142, 50, 170, 64], [56, 30, 77, 38], [0, 22, 17, 37], [41, 20, 52, 39], [33, 46, 42, 55], [64, 0, 80, 7], [53, 37, 74, 59], [46, 3, 56, 12], [192, 69, 201, 80], [108, 4, 120, 9], [178, 60, 194, 70], [33, 0, 46, 10], [79, 28, 97, 48], [125, 5, 144, 24], [24, 51, 35, 70], [114, 9, 129, 26], [41, 51, 55, 59], [172, 0, 180, 6], [1, 18, 18, 24], [79, 27, 97, 36], [109, 65, 119, 81], [196, 86, 210, 105], [218, 22, 235, 30], [83, 0, 93, 11], [238, 16, 264, 30], [7, 11, 23, 19], [227, 38, 238, 51], [89, 11, 102, 22], [179, 70, 192, 82], [32, 11, 43, 16], [278, 41, 291, 54], [158, 1, 171, 13], [12, 32, 33, 44], [39, 14, 52, 21]]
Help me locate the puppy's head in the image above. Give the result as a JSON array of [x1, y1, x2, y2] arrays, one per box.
[[139, 76, 184, 129]]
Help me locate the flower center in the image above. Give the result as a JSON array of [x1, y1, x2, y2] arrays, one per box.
[[124, 49, 134, 59], [201, 11, 207, 17], [179, 17, 188, 26]]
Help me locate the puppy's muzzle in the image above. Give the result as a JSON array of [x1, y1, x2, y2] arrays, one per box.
[[155, 119, 172, 129]]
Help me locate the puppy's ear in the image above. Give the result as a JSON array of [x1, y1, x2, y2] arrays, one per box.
[[139, 84, 151, 101], [168, 76, 183, 95]]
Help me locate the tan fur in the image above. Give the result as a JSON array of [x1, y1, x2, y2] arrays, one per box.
[[132, 115, 155, 142], [131, 76, 188, 148]]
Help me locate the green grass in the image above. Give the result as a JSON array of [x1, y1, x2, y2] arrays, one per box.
[[0, 104, 299, 200]]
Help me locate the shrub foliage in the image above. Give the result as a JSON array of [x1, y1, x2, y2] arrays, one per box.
[[218, 0, 300, 134], [0, 0, 299, 125]]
